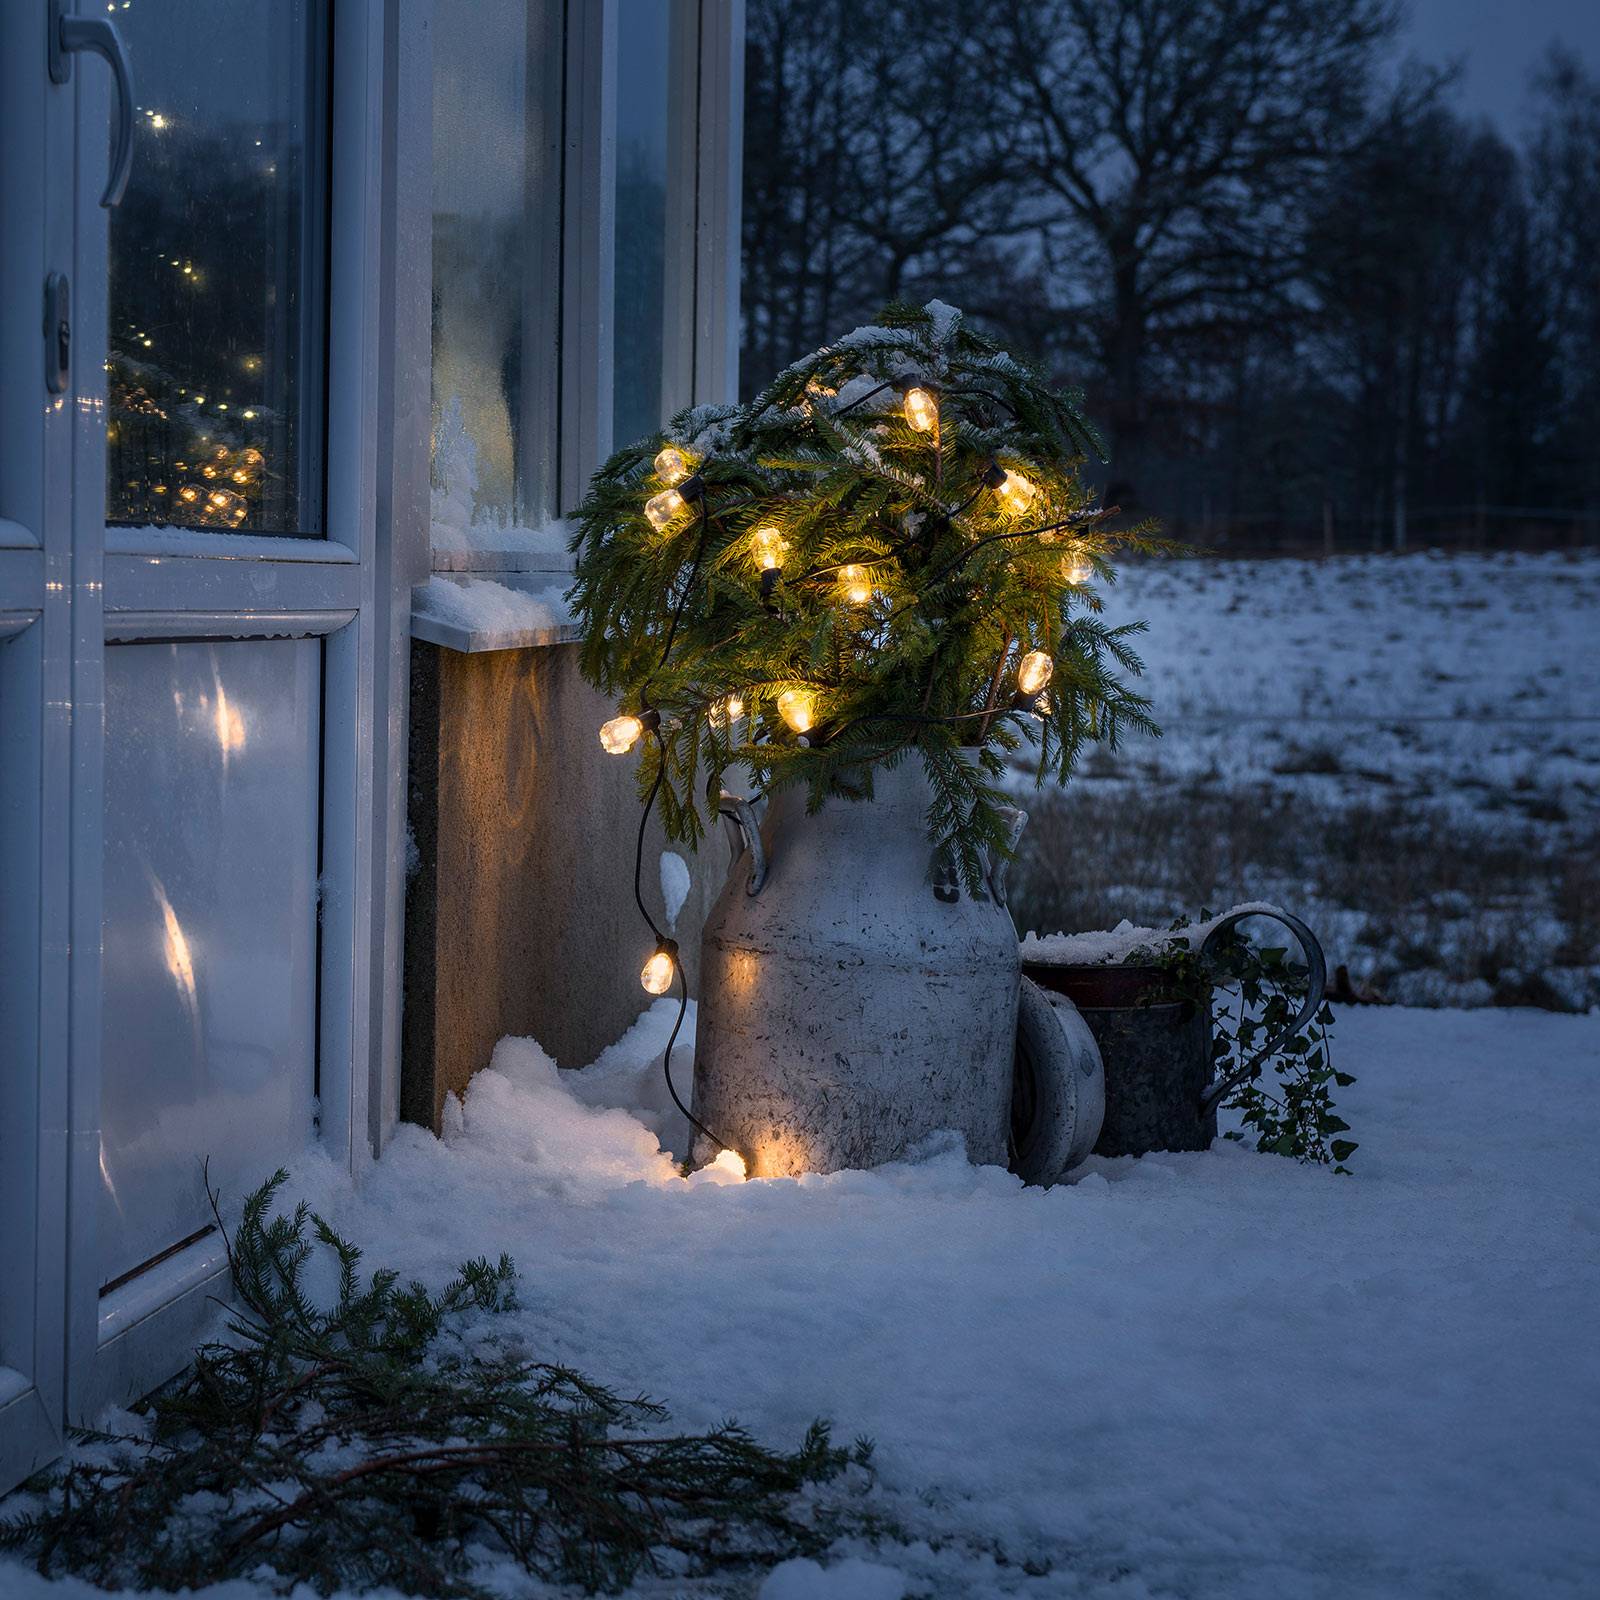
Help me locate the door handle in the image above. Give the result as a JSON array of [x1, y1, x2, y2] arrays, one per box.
[[48, 0, 136, 208]]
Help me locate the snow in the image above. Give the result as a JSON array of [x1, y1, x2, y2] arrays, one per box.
[[659, 851, 692, 930], [1091, 549, 1600, 803], [1020, 899, 1283, 965], [761, 1557, 908, 1599], [1019, 549, 1600, 1009], [10, 997, 1596, 1599], [410, 574, 575, 648]]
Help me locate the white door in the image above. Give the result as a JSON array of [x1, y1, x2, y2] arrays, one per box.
[[0, 0, 396, 1482]]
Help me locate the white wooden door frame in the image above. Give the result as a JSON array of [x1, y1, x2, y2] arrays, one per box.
[[0, 0, 84, 1490], [0, 0, 425, 1478]]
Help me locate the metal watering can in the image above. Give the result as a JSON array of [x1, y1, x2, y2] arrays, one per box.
[[1023, 908, 1329, 1157]]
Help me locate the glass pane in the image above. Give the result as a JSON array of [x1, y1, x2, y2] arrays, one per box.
[[99, 637, 320, 1286], [432, 0, 563, 535], [106, 2, 327, 537], [613, 0, 672, 451]]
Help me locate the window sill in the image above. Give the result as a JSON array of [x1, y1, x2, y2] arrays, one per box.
[[410, 573, 580, 654]]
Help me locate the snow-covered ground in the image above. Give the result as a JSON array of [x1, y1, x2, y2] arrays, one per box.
[[1013, 550, 1600, 1010], [8, 998, 1598, 1600], [1097, 549, 1600, 801]]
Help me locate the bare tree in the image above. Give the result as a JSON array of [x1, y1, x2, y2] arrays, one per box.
[[741, 0, 1035, 396], [1529, 46, 1600, 514], [992, 0, 1405, 497]]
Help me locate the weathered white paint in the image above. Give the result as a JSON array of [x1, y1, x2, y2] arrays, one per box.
[[693, 763, 1022, 1178]]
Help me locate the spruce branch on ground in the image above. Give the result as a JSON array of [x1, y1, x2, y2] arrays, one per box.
[[0, 1172, 869, 1597], [570, 299, 1170, 893]]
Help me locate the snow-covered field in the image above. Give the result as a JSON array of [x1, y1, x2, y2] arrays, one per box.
[[1013, 550, 1600, 1010], [8, 997, 1598, 1600], [6, 551, 1597, 1600]]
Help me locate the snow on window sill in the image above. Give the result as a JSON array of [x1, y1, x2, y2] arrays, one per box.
[[411, 572, 579, 654]]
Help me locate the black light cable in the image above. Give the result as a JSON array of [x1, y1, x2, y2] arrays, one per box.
[[626, 489, 744, 1170]]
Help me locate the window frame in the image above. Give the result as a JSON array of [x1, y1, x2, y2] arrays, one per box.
[[434, 0, 744, 530]]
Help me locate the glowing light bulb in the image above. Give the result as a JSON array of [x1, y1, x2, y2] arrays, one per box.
[[179, 486, 199, 503], [209, 491, 230, 509], [654, 445, 690, 484], [777, 689, 816, 734], [599, 715, 644, 755], [725, 694, 745, 720], [903, 386, 938, 432], [231, 469, 248, 484], [840, 564, 872, 605], [753, 526, 787, 571], [641, 945, 676, 995], [1017, 650, 1054, 697], [1061, 553, 1094, 584], [996, 469, 1036, 517], [644, 488, 686, 530]]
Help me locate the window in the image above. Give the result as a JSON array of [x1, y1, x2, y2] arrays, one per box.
[[613, 0, 673, 452], [426, 0, 732, 548], [106, 0, 329, 537], [431, 0, 563, 537]]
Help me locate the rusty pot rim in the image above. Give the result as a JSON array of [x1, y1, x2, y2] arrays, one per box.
[[1022, 960, 1198, 1011]]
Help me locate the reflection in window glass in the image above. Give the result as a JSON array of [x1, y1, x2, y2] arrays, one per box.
[[613, 0, 672, 452], [431, 0, 562, 537], [107, 1, 327, 537]]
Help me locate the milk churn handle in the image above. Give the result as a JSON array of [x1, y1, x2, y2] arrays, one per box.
[[717, 790, 768, 896], [1196, 908, 1328, 1116]]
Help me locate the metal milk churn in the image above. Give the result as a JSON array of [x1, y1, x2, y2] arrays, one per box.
[[691, 761, 1022, 1177]]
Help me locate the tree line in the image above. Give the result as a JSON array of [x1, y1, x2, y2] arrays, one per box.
[[740, 0, 1600, 549]]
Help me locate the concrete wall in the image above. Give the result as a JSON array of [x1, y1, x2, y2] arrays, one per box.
[[402, 640, 724, 1131]]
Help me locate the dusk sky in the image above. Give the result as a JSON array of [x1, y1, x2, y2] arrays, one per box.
[[1404, 0, 1600, 133]]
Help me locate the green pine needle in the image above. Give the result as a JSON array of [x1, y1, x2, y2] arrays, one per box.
[[570, 302, 1165, 888]]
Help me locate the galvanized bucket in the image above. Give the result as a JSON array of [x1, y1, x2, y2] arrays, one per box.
[[1023, 908, 1327, 1157], [692, 763, 1021, 1177]]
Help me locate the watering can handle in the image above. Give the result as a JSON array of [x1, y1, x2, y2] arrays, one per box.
[[1196, 908, 1328, 1116], [718, 791, 768, 896]]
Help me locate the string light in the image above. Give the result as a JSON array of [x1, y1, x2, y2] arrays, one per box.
[[995, 469, 1036, 517], [752, 526, 787, 571], [1017, 650, 1054, 697], [725, 693, 745, 720], [599, 707, 661, 754], [644, 488, 686, 530], [654, 445, 691, 484], [1062, 552, 1094, 584], [777, 688, 817, 734], [839, 564, 872, 605], [641, 940, 678, 996], [903, 386, 938, 432], [644, 471, 705, 531]]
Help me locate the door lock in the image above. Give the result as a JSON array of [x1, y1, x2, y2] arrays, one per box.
[[44, 272, 70, 396]]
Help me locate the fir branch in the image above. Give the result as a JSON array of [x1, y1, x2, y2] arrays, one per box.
[[568, 300, 1166, 870], [1, 1172, 871, 1597]]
